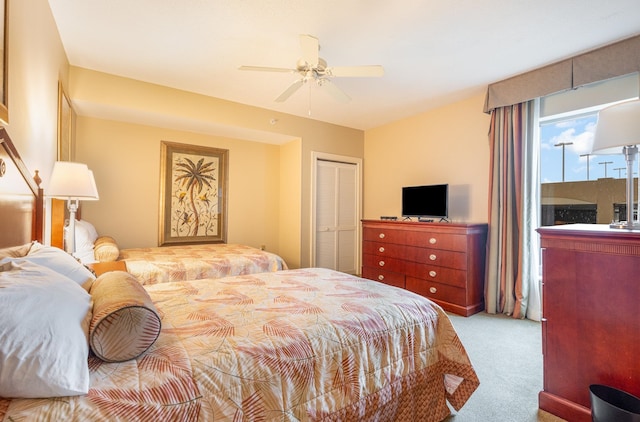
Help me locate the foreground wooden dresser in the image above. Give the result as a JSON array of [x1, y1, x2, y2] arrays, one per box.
[[361, 220, 487, 316], [537, 224, 640, 422]]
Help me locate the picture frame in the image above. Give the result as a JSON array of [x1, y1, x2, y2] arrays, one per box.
[[0, 0, 9, 124], [57, 83, 73, 161], [159, 141, 228, 246]]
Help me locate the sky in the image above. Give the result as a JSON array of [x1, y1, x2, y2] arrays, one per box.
[[540, 114, 631, 183]]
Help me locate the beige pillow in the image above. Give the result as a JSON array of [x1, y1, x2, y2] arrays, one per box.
[[94, 236, 120, 262], [89, 271, 161, 362]]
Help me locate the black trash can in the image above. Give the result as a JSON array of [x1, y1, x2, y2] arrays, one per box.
[[590, 384, 640, 422]]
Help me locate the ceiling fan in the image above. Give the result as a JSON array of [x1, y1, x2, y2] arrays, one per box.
[[239, 34, 384, 104]]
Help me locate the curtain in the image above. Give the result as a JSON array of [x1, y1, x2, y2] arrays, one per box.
[[485, 100, 541, 320]]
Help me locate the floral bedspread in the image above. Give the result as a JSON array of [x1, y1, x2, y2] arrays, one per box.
[[0, 268, 478, 421], [119, 243, 288, 285]]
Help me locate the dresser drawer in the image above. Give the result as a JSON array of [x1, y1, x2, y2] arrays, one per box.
[[404, 245, 467, 270], [363, 253, 405, 273], [362, 267, 405, 288], [406, 276, 466, 305], [404, 262, 466, 288], [405, 231, 467, 252], [363, 226, 405, 245], [363, 240, 405, 258]]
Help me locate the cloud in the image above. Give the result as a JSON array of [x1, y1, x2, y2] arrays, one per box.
[[556, 120, 577, 128], [544, 120, 596, 155]]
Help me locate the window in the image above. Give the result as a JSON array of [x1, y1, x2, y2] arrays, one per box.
[[538, 74, 639, 226]]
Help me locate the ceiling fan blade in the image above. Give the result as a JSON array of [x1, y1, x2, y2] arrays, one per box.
[[319, 79, 351, 103], [326, 65, 384, 77], [299, 34, 319, 67], [274, 79, 305, 102], [239, 65, 294, 73]]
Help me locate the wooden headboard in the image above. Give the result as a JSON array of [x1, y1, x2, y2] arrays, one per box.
[[0, 128, 43, 248]]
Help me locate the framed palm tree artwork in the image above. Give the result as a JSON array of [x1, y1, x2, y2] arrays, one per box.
[[159, 141, 229, 246]]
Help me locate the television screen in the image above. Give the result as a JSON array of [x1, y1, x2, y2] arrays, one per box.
[[402, 184, 448, 219]]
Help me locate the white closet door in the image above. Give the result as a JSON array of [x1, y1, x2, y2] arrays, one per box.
[[315, 160, 357, 274]]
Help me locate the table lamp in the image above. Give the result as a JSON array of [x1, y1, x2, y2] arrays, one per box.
[[48, 161, 99, 254], [590, 99, 640, 229]]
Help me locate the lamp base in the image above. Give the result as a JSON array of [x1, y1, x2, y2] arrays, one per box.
[[609, 221, 640, 230]]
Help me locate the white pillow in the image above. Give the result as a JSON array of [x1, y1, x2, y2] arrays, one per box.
[[65, 219, 99, 264], [0, 259, 92, 398], [25, 242, 96, 291]]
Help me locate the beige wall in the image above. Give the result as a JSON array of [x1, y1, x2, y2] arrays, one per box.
[[278, 139, 302, 268], [69, 68, 364, 267], [76, 116, 284, 253], [363, 92, 491, 224], [5, 0, 69, 243], [8, 2, 492, 261], [6, 0, 67, 170]]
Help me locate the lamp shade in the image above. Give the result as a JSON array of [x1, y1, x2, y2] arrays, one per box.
[[87, 170, 100, 201], [48, 161, 99, 200], [591, 99, 640, 155]]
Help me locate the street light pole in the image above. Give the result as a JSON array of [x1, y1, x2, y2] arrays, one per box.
[[555, 142, 574, 182], [599, 161, 613, 178], [580, 153, 591, 180]]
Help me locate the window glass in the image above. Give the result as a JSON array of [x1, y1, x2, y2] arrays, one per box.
[[538, 74, 638, 226]]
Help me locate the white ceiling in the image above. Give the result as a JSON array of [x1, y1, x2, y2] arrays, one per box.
[[47, 0, 640, 131]]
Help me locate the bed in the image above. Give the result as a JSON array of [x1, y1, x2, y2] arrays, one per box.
[[50, 204, 288, 284], [115, 242, 288, 285], [0, 131, 479, 421]]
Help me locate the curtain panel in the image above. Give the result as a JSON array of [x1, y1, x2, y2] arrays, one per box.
[[485, 102, 530, 318], [484, 34, 640, 113]]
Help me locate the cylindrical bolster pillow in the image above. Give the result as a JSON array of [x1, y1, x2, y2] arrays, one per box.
[[93, 236, 120, 262], [89, 271, 161, 362]]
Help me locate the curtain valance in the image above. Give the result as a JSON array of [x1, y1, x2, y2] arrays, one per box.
[[484, 34, 640, 113]]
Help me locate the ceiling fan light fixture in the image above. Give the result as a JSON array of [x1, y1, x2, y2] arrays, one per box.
[[240, 34, 383, 104]]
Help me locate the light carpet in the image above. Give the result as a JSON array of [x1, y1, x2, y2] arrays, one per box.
[[444, 312, 567, 422]]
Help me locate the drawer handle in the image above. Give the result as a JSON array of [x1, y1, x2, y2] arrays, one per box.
[[429, 237, 437, 244], [429, 287, 437, 294], [378, 275, 385, 281], [379, 246, 385, 253], [379, 260, 385, 267], [429, 270, 437, 278], [379, 233, 385, 239], [429, 254, 437, 261]]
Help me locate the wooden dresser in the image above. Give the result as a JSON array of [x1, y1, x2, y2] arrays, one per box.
[[361, 220, 488, 316], [538, 224, 640, 422]]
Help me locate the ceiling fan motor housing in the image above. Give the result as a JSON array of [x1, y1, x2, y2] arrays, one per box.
[[296, 57, 327, 74]]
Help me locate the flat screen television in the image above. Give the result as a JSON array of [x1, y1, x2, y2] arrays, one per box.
[[402, 184, 448, 220]]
